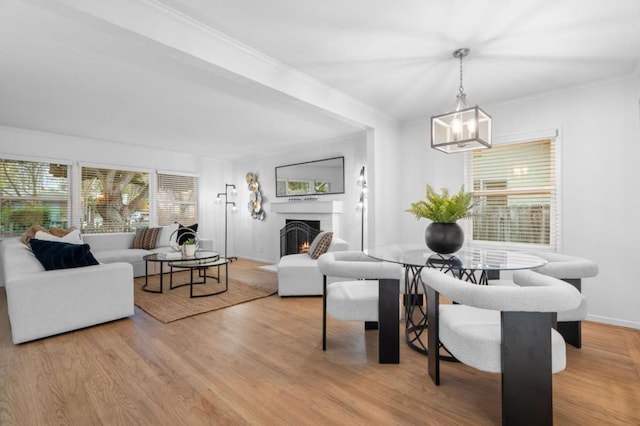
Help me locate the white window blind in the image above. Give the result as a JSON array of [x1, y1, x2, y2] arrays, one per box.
[[466, 139, 558, 249], [0, 159, 70, 237], [157, 173, 198, 226], [80, 166, 150, 233]]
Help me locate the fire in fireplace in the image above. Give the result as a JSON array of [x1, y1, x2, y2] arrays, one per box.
[[280, 220, 321, 257]]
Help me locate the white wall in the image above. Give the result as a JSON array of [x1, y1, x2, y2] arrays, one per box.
[[0, 125, 199, 173], [367, 123, 404, 248], [197, 156, 231, 256], [398, 118, 465, 244], [225, 133, 367, 263], [398, 76, 640, 329]]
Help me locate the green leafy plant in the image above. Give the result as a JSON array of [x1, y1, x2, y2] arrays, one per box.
[[406, 185, 473, 223], [183, 237, 196, 245]]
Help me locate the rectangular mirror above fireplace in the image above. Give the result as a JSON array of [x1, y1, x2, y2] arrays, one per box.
[[275, 156, 345, 197]]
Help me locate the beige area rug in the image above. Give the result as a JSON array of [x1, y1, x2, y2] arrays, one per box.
[[134, 268, 276, 323]]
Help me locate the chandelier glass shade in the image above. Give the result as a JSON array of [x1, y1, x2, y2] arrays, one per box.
[[431, 48, 492, 153]]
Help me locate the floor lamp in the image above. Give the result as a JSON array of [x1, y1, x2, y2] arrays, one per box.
[[356, 166, 368, 251], [215, 183, 237, 261]]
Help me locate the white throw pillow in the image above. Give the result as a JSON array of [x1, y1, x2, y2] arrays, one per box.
[[156, 223, 179, 248], [35, 229, 84, 245]]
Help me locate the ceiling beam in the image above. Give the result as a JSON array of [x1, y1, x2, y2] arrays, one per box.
[[38, 0, 398, 131]]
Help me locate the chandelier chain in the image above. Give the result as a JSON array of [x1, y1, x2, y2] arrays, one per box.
[[458, 54, 465, 95]]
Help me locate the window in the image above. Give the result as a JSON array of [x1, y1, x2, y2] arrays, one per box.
[[157, 172, 198, 226], [80, 166, 150, 233], [466, 138, 558, 249], [2, 158, 198, 235], [0, 159, 70, 237]]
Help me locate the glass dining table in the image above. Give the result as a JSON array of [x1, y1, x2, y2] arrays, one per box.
[[366, 244, 547, 355]]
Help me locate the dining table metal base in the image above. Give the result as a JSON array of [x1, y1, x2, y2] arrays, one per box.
[[404, 258, 467, 357], [404, 258, 470, 361]]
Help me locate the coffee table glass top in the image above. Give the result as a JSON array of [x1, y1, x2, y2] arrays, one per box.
[[366, 244, 546, 271], [143, 251, 219, 263], [169, 256, 228, 269]]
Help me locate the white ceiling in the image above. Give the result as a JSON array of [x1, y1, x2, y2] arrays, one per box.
[[1, 0, 639, 159]]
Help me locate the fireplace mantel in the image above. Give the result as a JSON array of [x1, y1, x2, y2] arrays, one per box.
[[269, 200, 343, 214]]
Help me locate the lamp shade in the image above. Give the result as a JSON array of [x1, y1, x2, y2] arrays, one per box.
[[431, 105, 492, 153]]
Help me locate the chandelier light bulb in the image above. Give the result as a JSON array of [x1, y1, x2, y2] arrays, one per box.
[[451, 118, 462, 136], [467, 119, 477, 138], [215, 196, 222, 204]]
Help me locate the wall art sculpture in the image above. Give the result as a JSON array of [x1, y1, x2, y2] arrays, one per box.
[[246, 172, 265, 220]]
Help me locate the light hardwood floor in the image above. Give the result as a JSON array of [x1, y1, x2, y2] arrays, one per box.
[[1, 259, 639, 425]]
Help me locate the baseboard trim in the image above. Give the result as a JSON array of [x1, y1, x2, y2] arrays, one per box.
[[586, 314, 640, 330]]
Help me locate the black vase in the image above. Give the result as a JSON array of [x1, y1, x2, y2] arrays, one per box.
[[425, 222, 464, 254]]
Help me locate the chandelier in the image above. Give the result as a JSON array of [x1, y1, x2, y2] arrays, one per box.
[[431, 48, 491, 153]]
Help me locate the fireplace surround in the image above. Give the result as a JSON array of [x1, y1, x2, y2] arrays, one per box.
[[270, 200, 342, 245]]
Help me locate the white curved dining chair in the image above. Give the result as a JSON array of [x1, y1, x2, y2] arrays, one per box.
[[317, 251, 402, 363], [527, 252, 598, 348], [422, 268, 582, 425]]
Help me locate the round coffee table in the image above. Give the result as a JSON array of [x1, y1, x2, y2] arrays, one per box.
[[142, 251, 220, 294], [168, 256, 230, 298]]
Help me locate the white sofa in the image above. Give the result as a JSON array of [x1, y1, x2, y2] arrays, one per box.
[[277, 236, 349, 296], [0, 237, 134, 344], [0, 225, 187, 344]]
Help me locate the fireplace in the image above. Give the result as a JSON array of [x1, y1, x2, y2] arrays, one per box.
[[271, 201, 343, 257], [280, 220, 321, 257]]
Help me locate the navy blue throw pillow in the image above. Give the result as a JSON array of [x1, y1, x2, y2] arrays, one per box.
[[176, 223, 198, 245], [29, 239, 100, 271]]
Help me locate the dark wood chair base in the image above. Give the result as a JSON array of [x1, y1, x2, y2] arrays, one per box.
[[322, 276, 399, 364], [428, 286, 556, 425]]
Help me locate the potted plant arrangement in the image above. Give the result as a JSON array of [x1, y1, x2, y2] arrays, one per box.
[[406, 184, 473, 254], [182, 237, 197, 257]]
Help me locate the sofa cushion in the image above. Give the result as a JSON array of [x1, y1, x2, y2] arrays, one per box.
[[309, 231, 333, 259], [92, 248, 151, 265], [49, 226, 77, 238], [35, 229, 84, 245], [82, 233, 135, 252], [157, 223, 179, 248], [279, 253, 317, 268], [20, 224, 49, 245], [149, 246, 175, 255], [132, 227, 161, 249], [29, 239, 99, 271]]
